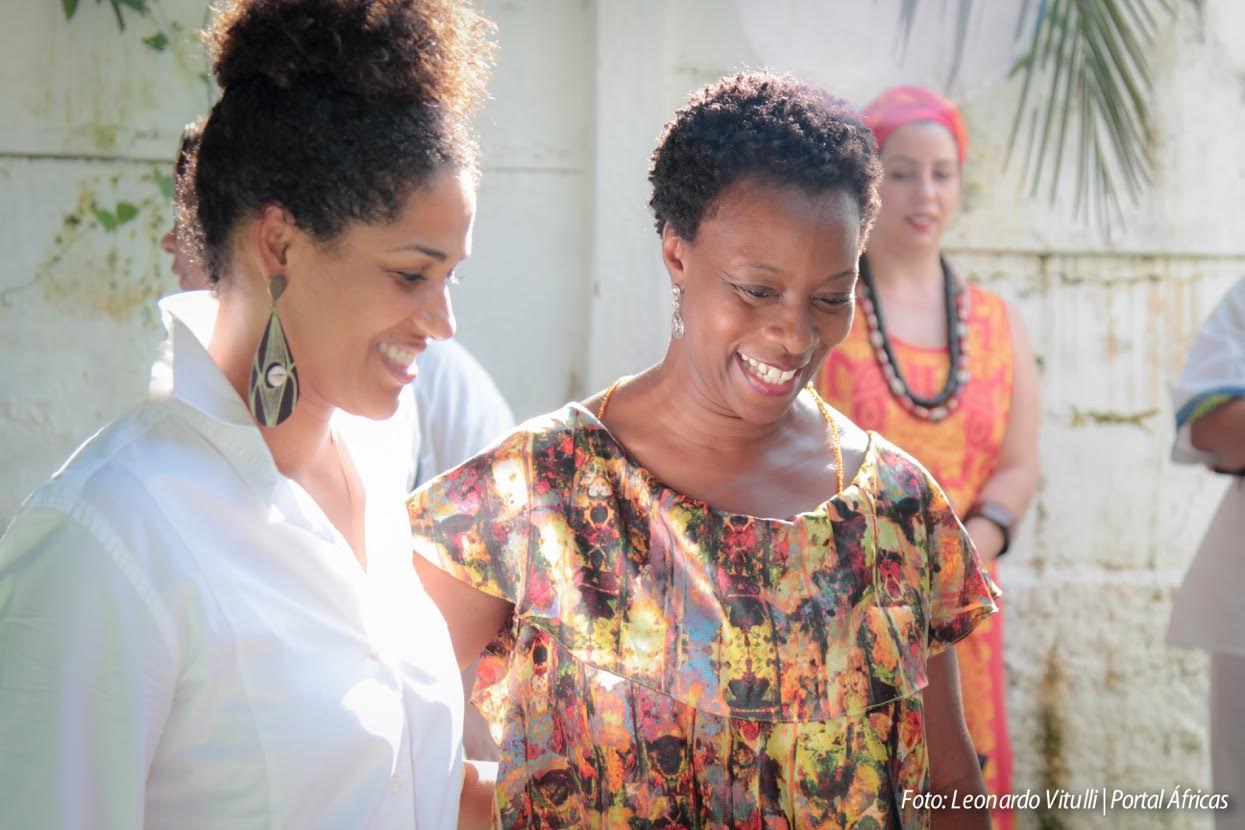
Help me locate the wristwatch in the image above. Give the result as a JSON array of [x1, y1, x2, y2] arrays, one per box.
[[965, 500, 1015, 558]]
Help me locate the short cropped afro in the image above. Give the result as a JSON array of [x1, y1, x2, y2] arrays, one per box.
[[649, 72, 881, 243]]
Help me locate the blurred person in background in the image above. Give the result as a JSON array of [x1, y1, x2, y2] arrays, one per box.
[[159, 118, 208, 292], [410, 340, 515, 493], [817, 86, 1040, 829], [1167, 276, 1245, 829]]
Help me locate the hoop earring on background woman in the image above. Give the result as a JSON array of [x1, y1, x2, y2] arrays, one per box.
[[671, 283, 685, 339], [248, 273, 300, 427]]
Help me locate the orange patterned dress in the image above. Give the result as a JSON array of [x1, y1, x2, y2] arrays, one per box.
[[818, 281, 1015, 830]]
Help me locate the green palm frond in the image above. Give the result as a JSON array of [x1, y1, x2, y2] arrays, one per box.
[[896, 0, 1192, 232], [1007, 0, 1176, 228]]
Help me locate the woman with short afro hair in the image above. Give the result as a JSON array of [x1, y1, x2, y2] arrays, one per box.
[[0, 0, 497, 827], [410, 71, 996, 828]]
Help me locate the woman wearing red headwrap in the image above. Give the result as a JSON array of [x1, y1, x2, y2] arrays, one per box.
[[817, 86, 1040, 830]]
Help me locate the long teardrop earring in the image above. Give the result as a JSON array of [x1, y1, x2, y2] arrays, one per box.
[[671, 284, 685, 339], [248, 273, 299, 427]]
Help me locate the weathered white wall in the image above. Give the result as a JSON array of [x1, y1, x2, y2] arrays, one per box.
[[1, 0, 211, 520], [454, 0, 594, 411], [2, 1, 1243, 827]]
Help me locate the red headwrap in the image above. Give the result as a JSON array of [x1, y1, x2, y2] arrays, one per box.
[[862, 86, 968, 164]]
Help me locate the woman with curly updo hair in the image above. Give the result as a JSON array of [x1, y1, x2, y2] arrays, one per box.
[[410, 72, 995, 828], [0, 0, 496, 826]]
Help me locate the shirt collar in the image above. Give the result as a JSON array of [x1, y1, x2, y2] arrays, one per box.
[[150, 291, 287, 499], [147, 291, 417, 520], [151, 291, 256, 427]]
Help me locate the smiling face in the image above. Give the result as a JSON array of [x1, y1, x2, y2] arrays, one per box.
[[870, 121, 961, 255], [273, 166, 476, 420], [664, 178, 861, 424]]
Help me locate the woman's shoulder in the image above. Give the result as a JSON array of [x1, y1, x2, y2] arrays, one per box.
[[0, 401, 204, 647], [20, 401, 179, 523], [452, 402, 591, 451], [856, 430, 942, 504], [413, 402, 603, 497], [962, 280, 1013, 318], [1204, 275, 1245, 329], [477, 402, 597, 460], [6, 393, 283, 580], [959, 282, 1022, 377]]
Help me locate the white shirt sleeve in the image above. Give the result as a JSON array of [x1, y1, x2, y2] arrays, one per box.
[[1171, 278, 1245, 465], [0, 506, 177, 829]]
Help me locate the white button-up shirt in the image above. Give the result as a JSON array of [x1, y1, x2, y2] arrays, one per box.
[[0, 293, 463, 829]]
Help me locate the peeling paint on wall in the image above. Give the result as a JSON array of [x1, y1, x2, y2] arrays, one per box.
[[1036, 650, 1068, 830], [1067, 407, 1160, 428], [9, 173, 172, 323]]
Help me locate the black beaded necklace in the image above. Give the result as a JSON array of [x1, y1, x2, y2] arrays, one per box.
[[857, 254, 969, 422]]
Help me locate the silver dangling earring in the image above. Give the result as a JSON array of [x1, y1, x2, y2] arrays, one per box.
[[248, 273, 299, 427], [671, 284, 685, 339]]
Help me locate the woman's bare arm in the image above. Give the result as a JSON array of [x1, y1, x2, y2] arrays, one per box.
[[457, 760, 497, 829], [968, 305, 1040, 560], [924, 649, 991, 830], [414, 555, 513, 671], [1190, 398, 1245, 470]]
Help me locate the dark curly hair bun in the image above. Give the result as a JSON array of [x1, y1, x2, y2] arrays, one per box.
[[207, 0, 493, 115], [195, 0, 495, 283], [649, 71, 882, 244]]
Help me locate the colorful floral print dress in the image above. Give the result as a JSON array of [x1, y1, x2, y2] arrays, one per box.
[[408, 402, 998, 829]]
